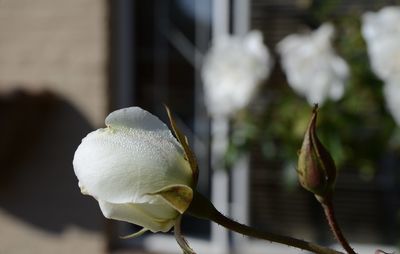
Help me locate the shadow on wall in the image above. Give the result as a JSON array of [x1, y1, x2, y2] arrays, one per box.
[[0, 89, 103, 233]]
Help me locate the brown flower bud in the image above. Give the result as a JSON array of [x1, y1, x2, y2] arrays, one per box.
[[297, 105, 336, 200]]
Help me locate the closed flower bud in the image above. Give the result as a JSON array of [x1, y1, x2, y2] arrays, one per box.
[[73, 107, 196, 233], [297, 105, 336, 200]]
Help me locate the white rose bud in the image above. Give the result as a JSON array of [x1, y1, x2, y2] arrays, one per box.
[[73, 107, 195, 233]]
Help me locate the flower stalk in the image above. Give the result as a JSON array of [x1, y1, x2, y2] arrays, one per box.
[[174, 216, 196, 254], [320, 198, 356, 254], [187, 191, 344, 254]]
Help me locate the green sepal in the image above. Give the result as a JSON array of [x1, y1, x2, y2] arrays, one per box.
[[165, 105, 199, 185], [120, 227, 148, 239], [148, 184, 193, 214]]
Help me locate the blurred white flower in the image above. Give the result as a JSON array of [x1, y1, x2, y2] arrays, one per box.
[[201, 31, 272, 118], [362, 6, 400, 81], [383, 80, 400, 125], [73, 107, 194, 233], [277, 23, 349, 105], [362, 7, 400, 125]]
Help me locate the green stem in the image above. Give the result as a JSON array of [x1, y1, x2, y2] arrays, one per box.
[[187, 191, 344, 254], [174, 216, 196, 254], [320, 198, 356, 254]]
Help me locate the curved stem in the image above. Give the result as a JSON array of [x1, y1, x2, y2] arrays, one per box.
[[211, 209, 343, 254], [321, 199, 356, 254], [187, 191, 344, 254], [174, 216, 196, 254]]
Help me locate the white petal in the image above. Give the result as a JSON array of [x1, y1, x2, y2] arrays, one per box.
[[362, 7, 400, 81], [277, 23, 348, 105], [201, 30, 272, 117], [329, 81, 345, 101], [362, 7, 400, 41], [105, 107, 169, 133], [331, 56, 349, 79], [78, 181, 90, 195], [73, 107, 193, 204], [99, 199, 178, 232], [314, 23, 334, 46], [383, 81, 400, 125]]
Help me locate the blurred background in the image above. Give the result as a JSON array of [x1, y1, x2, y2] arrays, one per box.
[[0, 0, 399, 253]]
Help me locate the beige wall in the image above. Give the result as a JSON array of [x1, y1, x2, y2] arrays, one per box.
[[0, 0, 107, 126]]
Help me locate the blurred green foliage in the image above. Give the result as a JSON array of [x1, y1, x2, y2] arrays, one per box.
[[226, 0, 400, 181]]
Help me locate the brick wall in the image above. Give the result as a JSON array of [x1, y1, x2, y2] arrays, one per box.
[[0, 0, 107, 126]]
